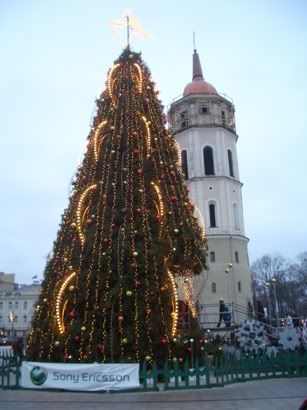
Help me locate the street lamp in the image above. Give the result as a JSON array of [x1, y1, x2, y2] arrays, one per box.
[[225, 268, 230, 305], [265, 282, 272, 326], [9, 311, 14, 337], [271, 277, 279, 327]]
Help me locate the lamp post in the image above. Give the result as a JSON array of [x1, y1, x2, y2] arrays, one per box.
[[9, 311, 14, 338], [271, 277, 279, 327], [265, 282, 272, 326], [225, 268, 230, 306]]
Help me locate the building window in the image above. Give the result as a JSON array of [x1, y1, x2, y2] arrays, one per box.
[[199, 105, 208, 114], [238, 281, 242, 292], [181, 150, 189, 180], [23, 301, 28, 310], [180, 110, 188, 128], [227, 149, 234, 177], [8, 302, 12, 310], [203, 146, 215, 175], [212, 282, 217, 293], [209, 204, 217, 228], [0, 302, 3, 309], [233, 203, 240, 230], [210, 251, 216, 262], [14, 315, 18, 322], [235, 251, 239, 263], [221, 110, 226, 126], [23, 315, 27, 324], [15, 301, 19, 309], [0, 315, 2, 323]]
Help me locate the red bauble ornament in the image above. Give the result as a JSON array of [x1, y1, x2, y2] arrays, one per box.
[[64, 354, 70, 361], [86, 218, 92, 225], [97, 344, 104, 351], [131, 263, 138, 270], [133, 149, 139, 155], [74, 335, 81, 343], [134, 279, 141, 287], [69, 310, 75, 318], [111, 223, 116, 228], [118, 315, 124, 322], [137, 169, 142, 175], [103, 238, 110, 245], [170, 171, 175, 176], [170, 196, 177, 202], [136, 208, 141, 213], [160, 174, 165, 179], [156, 215, 161, 221], [160, 338, 168, 345], [187, 347, 192, 352]]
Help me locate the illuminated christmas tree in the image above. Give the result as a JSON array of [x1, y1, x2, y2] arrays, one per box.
[[26, 47, 207, 363]]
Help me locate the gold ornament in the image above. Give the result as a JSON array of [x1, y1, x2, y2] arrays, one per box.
[[69, 285, 75, 291], [54, 341, 60, 346], [81, 326, 86, 332], [133, 251, 138, 257], [126, 290, 132, 296], [122, 338, 128, 344]]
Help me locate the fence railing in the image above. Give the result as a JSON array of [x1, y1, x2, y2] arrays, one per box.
[[1, 350, 306, 391]]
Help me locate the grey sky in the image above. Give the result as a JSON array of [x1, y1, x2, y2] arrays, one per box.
[[0, 0, 306, 284]]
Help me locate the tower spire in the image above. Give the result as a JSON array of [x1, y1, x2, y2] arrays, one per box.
[[192, 48, 204, 81]]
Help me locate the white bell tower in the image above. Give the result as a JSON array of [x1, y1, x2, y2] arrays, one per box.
[[168, 49, 252, 317]]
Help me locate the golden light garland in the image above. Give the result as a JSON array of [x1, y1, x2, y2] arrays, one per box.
[[93, 120, 107, 161], [141, 116, 151, 157], [56, 272, 76, 334], [133, 63, 143, 93], [175, 141, 182, 168], [167, 269, 179, 337], [182, 276, 197, 318], [107, 64, 120, 101], [193, 203, 206, 240], [76, 184, 97, 245]]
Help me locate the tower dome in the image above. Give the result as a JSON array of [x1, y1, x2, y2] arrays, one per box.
[[183, 49, 217, 96]]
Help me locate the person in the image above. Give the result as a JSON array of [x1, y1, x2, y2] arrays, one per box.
[[12, 337, 24, 361], [217, 299, 226, 328]]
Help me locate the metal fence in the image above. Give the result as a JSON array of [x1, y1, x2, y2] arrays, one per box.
[[1, 349, 306, 392]]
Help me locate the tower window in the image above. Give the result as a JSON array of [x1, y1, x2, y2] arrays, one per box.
[[180, 110, 188, 128], [233, 203, 240, 230], [24, 301, 28, 310], [235, 251, 239, 263], [203, 146, 215, 175], [227, 149, 234, 177], [209, 204, 217, 228], [210, 251, 216, 262], [199, 106, 208, 114], [181, 150, 189, 180], [238, 281, 242, 292], [221, 110, 226, 126], [212, 282, 217, 293]]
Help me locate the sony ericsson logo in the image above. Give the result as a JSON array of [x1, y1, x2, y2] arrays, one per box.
[[30, 366, 48, 386]]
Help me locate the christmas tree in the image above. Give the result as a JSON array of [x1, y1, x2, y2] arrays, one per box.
[[26, 47, 207, 364]]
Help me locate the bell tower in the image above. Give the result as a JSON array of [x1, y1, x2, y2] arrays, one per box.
[[168, 49, 252, 318]]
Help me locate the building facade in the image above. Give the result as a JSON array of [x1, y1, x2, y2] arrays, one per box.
[[0, 282, 41, 337], [168, 49, 251, 324]]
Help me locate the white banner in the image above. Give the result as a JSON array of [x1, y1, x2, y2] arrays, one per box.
[[21, 361, 140, 391]]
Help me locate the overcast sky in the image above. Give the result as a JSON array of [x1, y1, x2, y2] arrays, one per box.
[[0, 0, 306, 284]]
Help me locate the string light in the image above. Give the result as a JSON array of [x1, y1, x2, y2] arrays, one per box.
[[76, 184, 97, 245], [56, 272, 76, 334], [133, 63, 143, 93], [93, 120, 107, 161], [167, 269, 179, 337]]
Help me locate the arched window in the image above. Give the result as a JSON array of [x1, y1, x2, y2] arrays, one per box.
[[209, 203, 217, 228], [181, 150, 189, 180], [212, 282, 217, 293], [210, 251, 216, 262], [235, 251, 239, 263], [227, 149, 234, 177], [203, 146, 215, 175], [233, 203, 240, 230]]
